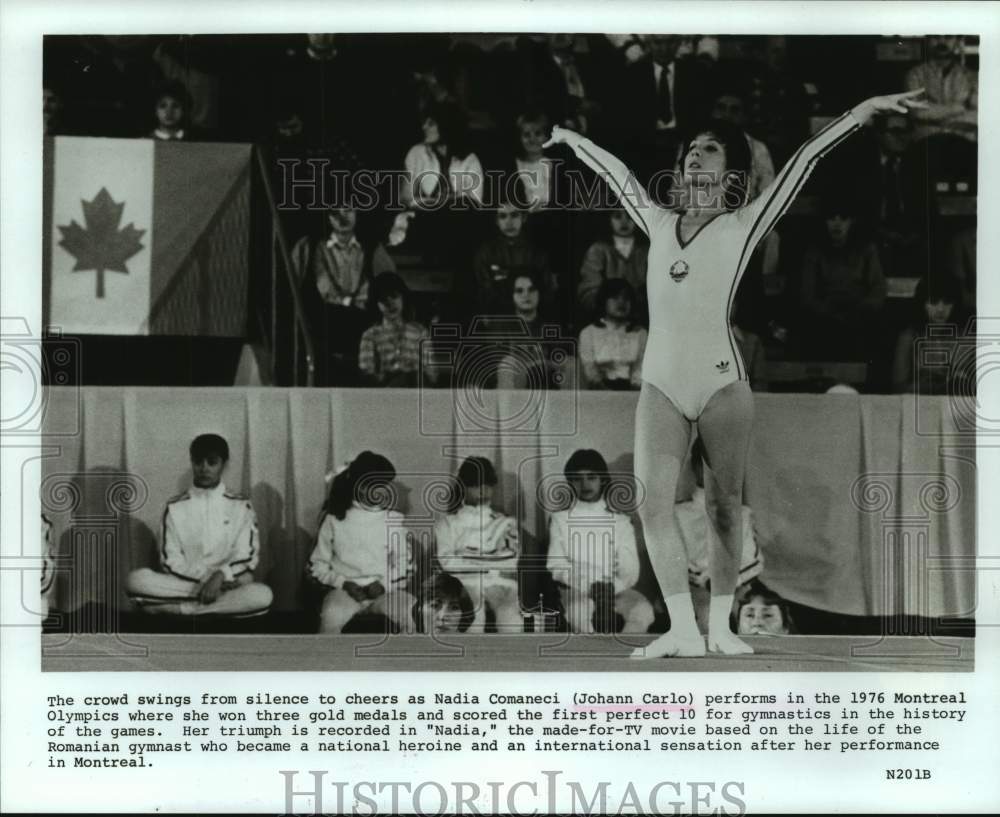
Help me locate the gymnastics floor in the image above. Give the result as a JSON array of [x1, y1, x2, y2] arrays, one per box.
[[41, 634, 973, 672]]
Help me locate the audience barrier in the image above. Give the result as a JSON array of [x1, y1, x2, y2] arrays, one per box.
[[40, 387, 975, 622]]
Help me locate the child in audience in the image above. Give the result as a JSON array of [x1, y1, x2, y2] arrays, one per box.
[[799, 197, 886, 360], [358, 273, 434, 387], [308, 451, 416, 633], [149, 80, 195, 140], [433, 457, 522, 633], [578, 278, 647, 390], [126, 434, 273, 618], [734, 581, 794, 635], [892, 275, 970, 395], [510, 110, 556, 210], [411, 572, 475, 634], [403, 101, 484, 207], [577, 208, 649, 322], [547, 449, 654, 634], [292, 204, 397, 384], [493, 272, 576, 390], [473, 201, 555, 315]]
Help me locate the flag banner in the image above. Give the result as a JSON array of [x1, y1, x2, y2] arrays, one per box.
[[44, 137, 251, 336]]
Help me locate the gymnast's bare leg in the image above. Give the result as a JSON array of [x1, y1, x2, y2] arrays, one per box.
[[631, 382, 704, 658], [698, 380, 755, 654]]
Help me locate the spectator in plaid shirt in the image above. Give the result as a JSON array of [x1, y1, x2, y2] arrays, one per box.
[[358, 273, 436, 387]]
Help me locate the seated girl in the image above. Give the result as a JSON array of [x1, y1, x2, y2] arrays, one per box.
[[547, 449, 655, 634], [578, 278, 648, 390], [576, 207, 649, 324], [493, 272, 576, 390], [892, 274, 971, 395], [308, 451, 416, 633], [403, 101, 484, 208], [433, 457, 522, 633]]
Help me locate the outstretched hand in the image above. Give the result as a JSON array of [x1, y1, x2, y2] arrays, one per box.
[[854, 88, 928, 125], [869, 88, 929, 114], [542, 125, 584, 150]]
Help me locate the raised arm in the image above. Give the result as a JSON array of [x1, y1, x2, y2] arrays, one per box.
[[742, 90, 927, 251], [545, 126, 658, 237]]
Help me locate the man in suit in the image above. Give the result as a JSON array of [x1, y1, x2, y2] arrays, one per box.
[[602, 34, 717, 184]]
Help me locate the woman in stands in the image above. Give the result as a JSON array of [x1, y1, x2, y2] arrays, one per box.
[[547, 88, 927, 658]]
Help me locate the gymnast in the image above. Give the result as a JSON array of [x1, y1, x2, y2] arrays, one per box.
[[547, 88, 927, 658]]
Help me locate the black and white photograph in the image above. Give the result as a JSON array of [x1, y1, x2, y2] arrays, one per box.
[[2, 1, 998, 813]]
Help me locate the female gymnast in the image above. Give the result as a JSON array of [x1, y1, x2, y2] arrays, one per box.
[[546, 88, 926, 658]]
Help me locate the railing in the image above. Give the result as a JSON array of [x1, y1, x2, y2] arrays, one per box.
[[253, 146, 316, 386]]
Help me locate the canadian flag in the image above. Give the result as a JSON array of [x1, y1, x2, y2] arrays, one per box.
[[44, 137, 251, 336]]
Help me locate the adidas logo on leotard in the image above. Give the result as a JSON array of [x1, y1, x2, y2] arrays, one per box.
[[669, 260, 689, 282], [716, 360, 730, 373]]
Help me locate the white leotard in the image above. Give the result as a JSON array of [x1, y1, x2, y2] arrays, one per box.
[[571, 112, 862, 419]]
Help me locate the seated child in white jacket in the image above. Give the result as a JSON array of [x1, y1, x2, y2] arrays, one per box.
[[433, 457, 522, 633], [547, 449, 654, 634], [308, 451, 415, 633]]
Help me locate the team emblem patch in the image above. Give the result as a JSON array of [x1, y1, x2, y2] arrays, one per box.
[[669, 260, 689, 282], [716, 360, 730, 373]]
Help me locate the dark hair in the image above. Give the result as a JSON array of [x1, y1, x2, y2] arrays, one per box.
[[425, 101, 472, 160], [874, 112, 913, 133], [324, 451, 396, 520], [592, 278, 639, 330], [564, 449, 611, 498], [732, 579, 797, 634], [190, 433, 229, 462], [712, 83, 749, 107], [678, 118, 753, 210], [445, 456, 498, 513], [372, 272, 409, 305], [412, 572, 475, 633], [820, 194, 857, 219], [911, 275, 963, 330], [153, 80, 192, 112]]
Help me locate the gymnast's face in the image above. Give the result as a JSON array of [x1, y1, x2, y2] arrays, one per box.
[[738, 596, 788, 635], [569, 470, 603, 503], [191, 454, 225, 489], [683, 134, 727, 185]]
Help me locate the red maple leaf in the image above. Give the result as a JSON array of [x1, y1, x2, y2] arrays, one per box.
[[57, 187, 146, 298]]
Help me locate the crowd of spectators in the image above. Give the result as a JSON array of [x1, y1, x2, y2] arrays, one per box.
[[45, 33, 978, 393]]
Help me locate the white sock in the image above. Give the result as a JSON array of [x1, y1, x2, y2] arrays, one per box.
[[707, 594, 753, 654], [665, 591, 700, 639], [630, 592, 704, 659]]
